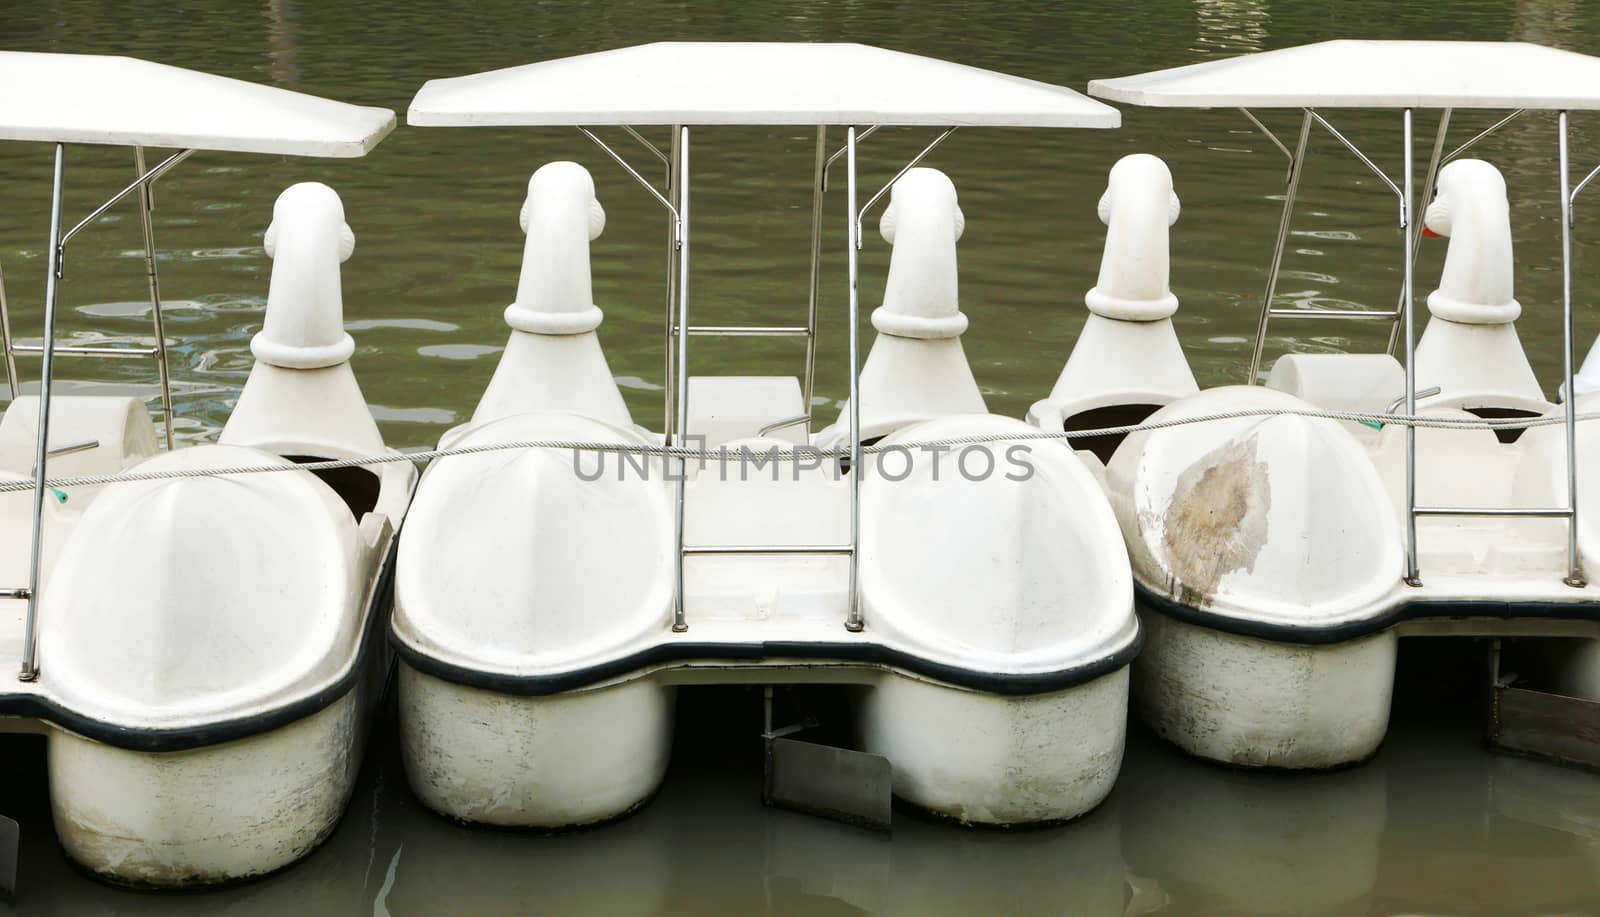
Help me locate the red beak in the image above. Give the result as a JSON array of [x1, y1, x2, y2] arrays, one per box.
[[1421, 226, 1442, 239]]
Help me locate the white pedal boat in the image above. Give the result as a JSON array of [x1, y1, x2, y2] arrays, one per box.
[[1026, 41, 1600, 768], [392, 43, 1138, 828], [0, 53, 415, 886]]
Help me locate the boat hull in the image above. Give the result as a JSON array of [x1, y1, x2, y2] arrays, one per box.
[[861, 667, 1129, 824], [396, 656, 1131, 830], [398, 664, 675, 828], [17, 524, 405, 888], [48, 687, 369, 888], [1134, 608, 1396, 769]]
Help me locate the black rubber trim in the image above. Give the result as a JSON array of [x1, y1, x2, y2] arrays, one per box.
[[0, 538, 398, 753], [1135, 580, 1600, 646], [390, 618, 1142, 698]]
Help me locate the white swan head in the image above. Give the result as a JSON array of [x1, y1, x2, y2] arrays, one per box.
[[1423, 158, 1519, 324], [873, 167, 967, 340], [507, 161, 607, 335], [1085, 153, 1181, 322], [252, 182, 356, 369]]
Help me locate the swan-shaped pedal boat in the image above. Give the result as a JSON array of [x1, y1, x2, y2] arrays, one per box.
[[0, 182, 415, 886], [392, 161, 1138, 828], [1031, 154, 1600, 769]]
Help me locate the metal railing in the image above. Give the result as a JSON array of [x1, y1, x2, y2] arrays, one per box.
[[580, 123, 955, 635], [1237, 106, 1587, 589]]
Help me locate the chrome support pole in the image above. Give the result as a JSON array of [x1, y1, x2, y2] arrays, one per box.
[[758, 413, 811, 437], [1558, 111, 1585, 587], [1239, 108, 1294, 169], [803, 125, 826, 419], [20, 144, 65, 681], [1572, 162, 1600, 209], [136, 147, 175, 450], [1266, 308, 1399, 321], [844, 127, 863, 633], [60, 148, 192, 249], [686, 544, 854, 556], [577, 127, 680, 223], [622, 125, 670, 169], [1443, 109, 1525, 166], [1385, 386, 1440, 415], [576, 127, 684, 434], [1416, 506, 1573, 518], [822, 125, 879, 190], [665, 129, 681, 436], [1402, 109, 1421, 587], [672, 126, 692, 633], [0, 253, 16, 399], [10, 343, 158, 357], [1247, 109, 1313, 384], [682, 325, 809, 337], [1307, 111, 1404, 206], [855, 127, 958, 247], [1389, 110, 1451, 356]]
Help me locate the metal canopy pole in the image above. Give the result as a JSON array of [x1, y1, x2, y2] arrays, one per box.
[[135, 147, 176, 450], [578, 126, 685, 436], [1388, 110, 1452, 356], [672, 125, 692, 632], [803, 125, 826, 423], [1402, 108, 1421, 587], [844, 126, 864, 633], [1444, 110, 1525, 167], [0, 254, 16, 399], [1246, 110, 1313, 384], [20, 144, 66, 681], [60, 149, 192, 248], [14, 144, 195, 680], [576, 125, 710, 630], [1558, 112, 1585, 587], [854, 128, 958, 246], [666, 129, 681, 436]]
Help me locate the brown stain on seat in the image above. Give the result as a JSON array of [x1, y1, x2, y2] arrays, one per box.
[[1161, 436, 1271, 607]]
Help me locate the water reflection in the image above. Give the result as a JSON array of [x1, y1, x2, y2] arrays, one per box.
[[1193, 0, 1270, 55], [1122, 733, 1387, 915]]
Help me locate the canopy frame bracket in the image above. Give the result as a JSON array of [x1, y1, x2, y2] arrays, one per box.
[[0, 256, 16, 400], [855, 128, 958, 249], [1248, 108, 1462, 381], [1305, 111, 1405, 217], [1443, 109, 1525, 167], [1238, 108, 1294, 179], [1569, 159, 1600, 217]]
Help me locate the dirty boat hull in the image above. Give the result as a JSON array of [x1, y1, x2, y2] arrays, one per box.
[[1133, 584, 1600, 768], [1132, 600, 1395, 768], [50, 690, 367, 888], [1, 542, 398, 888], [398, 665, 674, 828], [860, 667, 1129, 825], [394, 635, 1137, 829]]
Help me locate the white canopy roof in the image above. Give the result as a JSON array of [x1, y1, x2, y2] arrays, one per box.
[[0, 51, 395, 156], [1089, 40, 1600, 110], [409, 42, 1119, 128]]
